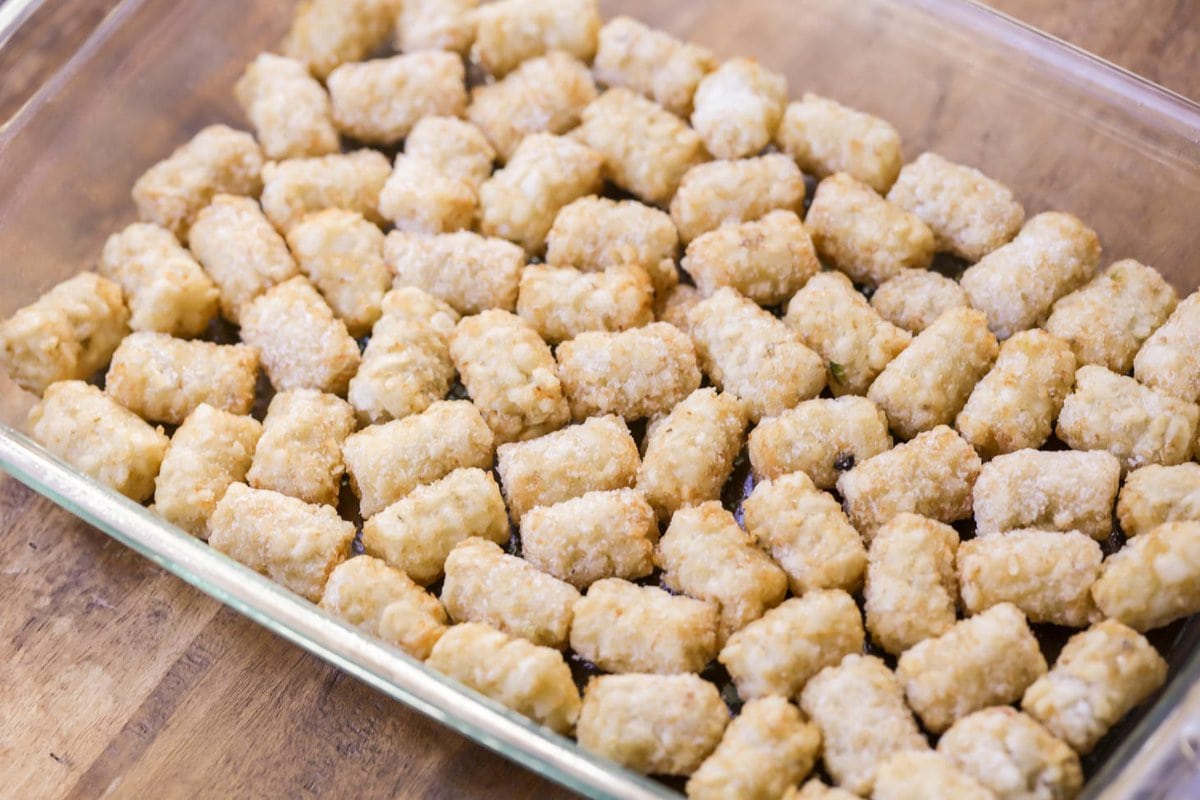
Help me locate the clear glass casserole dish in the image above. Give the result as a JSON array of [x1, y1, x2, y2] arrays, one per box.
[[2, 0, 1199, 796]]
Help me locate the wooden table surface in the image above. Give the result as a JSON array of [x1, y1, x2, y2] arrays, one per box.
[[1, 1, 1197, 798]]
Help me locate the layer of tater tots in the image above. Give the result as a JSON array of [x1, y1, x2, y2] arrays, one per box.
[[690, 57, 787, 160], [1134, 290, 1200, 403], [1090, 521, 1200, 632], [1117, 463, 1200, 536], [260, 150, 391, 232], [327, 51, 466, 146], [870, 269, 968, 334], [775, 93, 902, 194], [670, 154, 804, 244], [234, 53, 338, 160], [385, 230, 525, 316], [682, 210, 818, 306], [592, 16, 715, 117], [516, 264, 654, 345], [471, 0, 601, 78], [245, 389, 354, 507]]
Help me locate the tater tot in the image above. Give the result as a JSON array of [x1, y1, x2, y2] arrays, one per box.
[[234, 53, 338, 160], [495, 415, 639, 523], [657, 283, 702, 330], [386, 230, 524, 316], [1045, 259, 1178, 373], [521, 491, 658, 588], [837, 425, 981, 537], [0, 272, 129, 395], [569, 578, 717, 673], [864, 513, 959, 656], [870, 269, 968, 334], [472, 0, 601, 78], [516, 264, 654, 344], [592, 16, 715, 117], [657, 502, 788, 643], [574, 88, 707, 207], [897, 603, 1047, 733], [775, 93, 903, 194], [328, 52, 467, 146], [556, 322, 701, 420], [318, 555, 448, 660], [719, 590, 864, 701], [245, 390, 354, 506], [686, 697, 821, 800], [1022, 620, 1167, 753], [260, 150, 391, 232], [577, 673, 729, 775], [98, 223, 219, 338], [690, 58, 786, 160], [239, 276, 360, 395], [798, 654, 929, 796], [441, 537, 580, 648], [886, 152, 1025, 263], [29, 380, 168, 502], [281, 0, 393, 79], [872, 751, 993, 800], [404, 116, 496, 191], [689, 288, 825, 421], [637, 388, 747, 523], [1117, 463, 1200, 536], [1091, 521, 1200, 631], [1134, 290, 1200, 402], [132, 125, 263, 239], [956, 330, 1076, 458], [670, 155, 804, 244], [682, 210, 818, 306], [378, 155, 476, 235], [428, 622, 581, 734], [105, 332, 258, 424], [1056, 365, 1199, 471], [342, 399, 495, 518], [748, 396, 892, 489], [788, 780, 857, 800], [743, 473, 866, 596], [395, 0, 477, 54], [208, 483, 355, 601]]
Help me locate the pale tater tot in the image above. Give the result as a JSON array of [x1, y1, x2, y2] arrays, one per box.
[[670, 155, 805, 244], [577, 673, 729, 776], [521, 491, 658, 588], [472, 0, 601, 78], [785, 271, 911, 396], [386, 230, 524, 316], [689, 288, 825, 421], [0, 272, 129, 395], [973, 449, 1120, 540], [441, 537, 580, 648], [837, 425, 981, 537], [1022, 619, 1167, 753], [960, 212, 1102, 339], [657, 283, 702, 330], [956, 330, 1076, 458], [208, 483, 355, 602], [657, 502, 788, 643], [1117, 463, 1200, 536], [686, 698, 821, 800], [788, 781, 858, 800], [1135, 290, 1200, 402], [404, 116, 496, 191], [556, 322, 701, 420], [807, 173, 936, 288], [897, 603, 1047, 733], [319, 555, 448, 660], [592, 16, 715, 117], [132, 125, 263, 239], [495, 415, 639, 523], [188, 194, 299, 323], [719, 590, 864, 701], [479, 133, 604, 254], [799, 654, 929, 796], [743, 473, 866, 596], [260, 150, 391, 232], [690, 58, 787, 160], [864, 513, 959, 656], [516, 264, 654, 344], [105, 332, 258, 425], [574, 88, 707, 207], [886, 152, 1025, 263], [870, 269, 969, 334], [342, 399, 494, 518], [748, 396, 892, 489], [246, 390, 354, 506], [98, 223, 219, 338], [637, 388, 747, 523], [234, 53, 338, 160], [378, 155, 476, 235], [468, 52, 597, 162], [872, 751, 994, 800], [428, 622, 581, 734], [154, 404, 261, 540], [775, 93, 903, 194], [281, 0, 393, 79], [239, 276, 360, 395], [868, 307, 998, 439], [1091, 521, 1200, 631], [29, 380, 168, 502], [1056, 365, 1199, 471], [682, 211, 819, 306], [395, 0, 477, 54], [938, 707, 1082, 800], [569, 578, 718, 674], [1045, 259, 1178, 373]]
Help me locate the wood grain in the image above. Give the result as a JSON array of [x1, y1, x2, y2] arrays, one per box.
[[1, 1, 1198, 798]]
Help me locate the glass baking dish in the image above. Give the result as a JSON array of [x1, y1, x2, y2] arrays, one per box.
[[2, 0, 1200, 796]]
